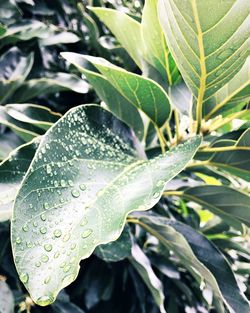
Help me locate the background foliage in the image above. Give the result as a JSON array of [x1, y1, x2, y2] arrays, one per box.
[[0, 1, 249, 313]]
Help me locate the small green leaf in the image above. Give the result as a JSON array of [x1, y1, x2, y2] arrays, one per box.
[[12, 104, 200, 305], [62, 53, 171, 127]]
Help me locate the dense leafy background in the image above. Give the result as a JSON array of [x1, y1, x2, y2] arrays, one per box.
[[0, 1, 249, 313]]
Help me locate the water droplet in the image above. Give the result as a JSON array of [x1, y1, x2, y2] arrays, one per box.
[[43, 202, 49, 210], [16, 237, 22, 244], [63, 264, 71, 273], [153, 192, 160, 198], [41, 255, 49, 263], [44, 244, 52, 252], [79, 184, 86, 191], [54, 251, 60, 259], [61, 179, 66, 187], [35, 261, 41, 267], [44, 276, 51, 284], [41, 214, 46, 221], [71, 189, 80, 198], [156, 180, 164, 187], [70, 243, 76, 250], [81, 229, 93, 238], [80, 217, 88, 227], [46, 164, 52, 174], [36, 295, 54, 306], [22, 224, 29, 232], [40, 226, 47, 234], [20, 273, 29, 283], [54, 229, 62, 238], [63, 233, 71, 242]]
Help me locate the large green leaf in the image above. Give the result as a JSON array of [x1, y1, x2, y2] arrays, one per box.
[[173, 185, 250, 231], [158, 0, 249, 125], [0, 281, 14, 313], [11, 104, 200, 305], [0, 139, 38, 222], [204, 57, 250, 119], [129, 243, 166, 313], [133, 214, 250, 313], [60, 54, 144, 140], [62, 53, 171, 127], [10, 73, 89, 103], [0, 47, 33, 104], [89, 7, 143, 68]]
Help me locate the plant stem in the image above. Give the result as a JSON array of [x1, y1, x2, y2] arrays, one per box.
[[174, 109, 180, 143], [163, 190, 183, 197], [165, 123, 173, 142], [156, 126, 166, 154], [187, 160, 209, 168], [199, 146, 250, 153], [209, 110, 249, 132]]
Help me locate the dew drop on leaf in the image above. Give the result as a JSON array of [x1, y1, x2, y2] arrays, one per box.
[[40, 227, 47, 234], [20, 273, 29, 283], [54, 229, 62, 238], [81, 229, 93, 238], [36, 295, 54, 306], [44, 244, 52, 252], [71, 189, 80, 198]]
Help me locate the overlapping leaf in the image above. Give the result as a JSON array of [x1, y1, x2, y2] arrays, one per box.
[[133, 214, 250, 313], [11, 104, 200, 305], [62, 53, 171, 127]]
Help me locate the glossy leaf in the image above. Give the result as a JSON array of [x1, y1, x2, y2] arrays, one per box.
[[0, 281, 14, 313], [11, 104, 200, 305], [0, 139, 38, 222], [62, 53, 171, 127], [89, 7, 143, 68], [60, 54, 144, 140], [10, 73, 89, 103], [158, 0, 249, 117], [134, 214, 250, 313], [130, 243, 166, 313]]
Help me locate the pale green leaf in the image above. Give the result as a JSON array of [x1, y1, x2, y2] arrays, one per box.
[[158, 0, 250, 117], [11, 104, 200, 305], [89, 7, 143, 68]]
